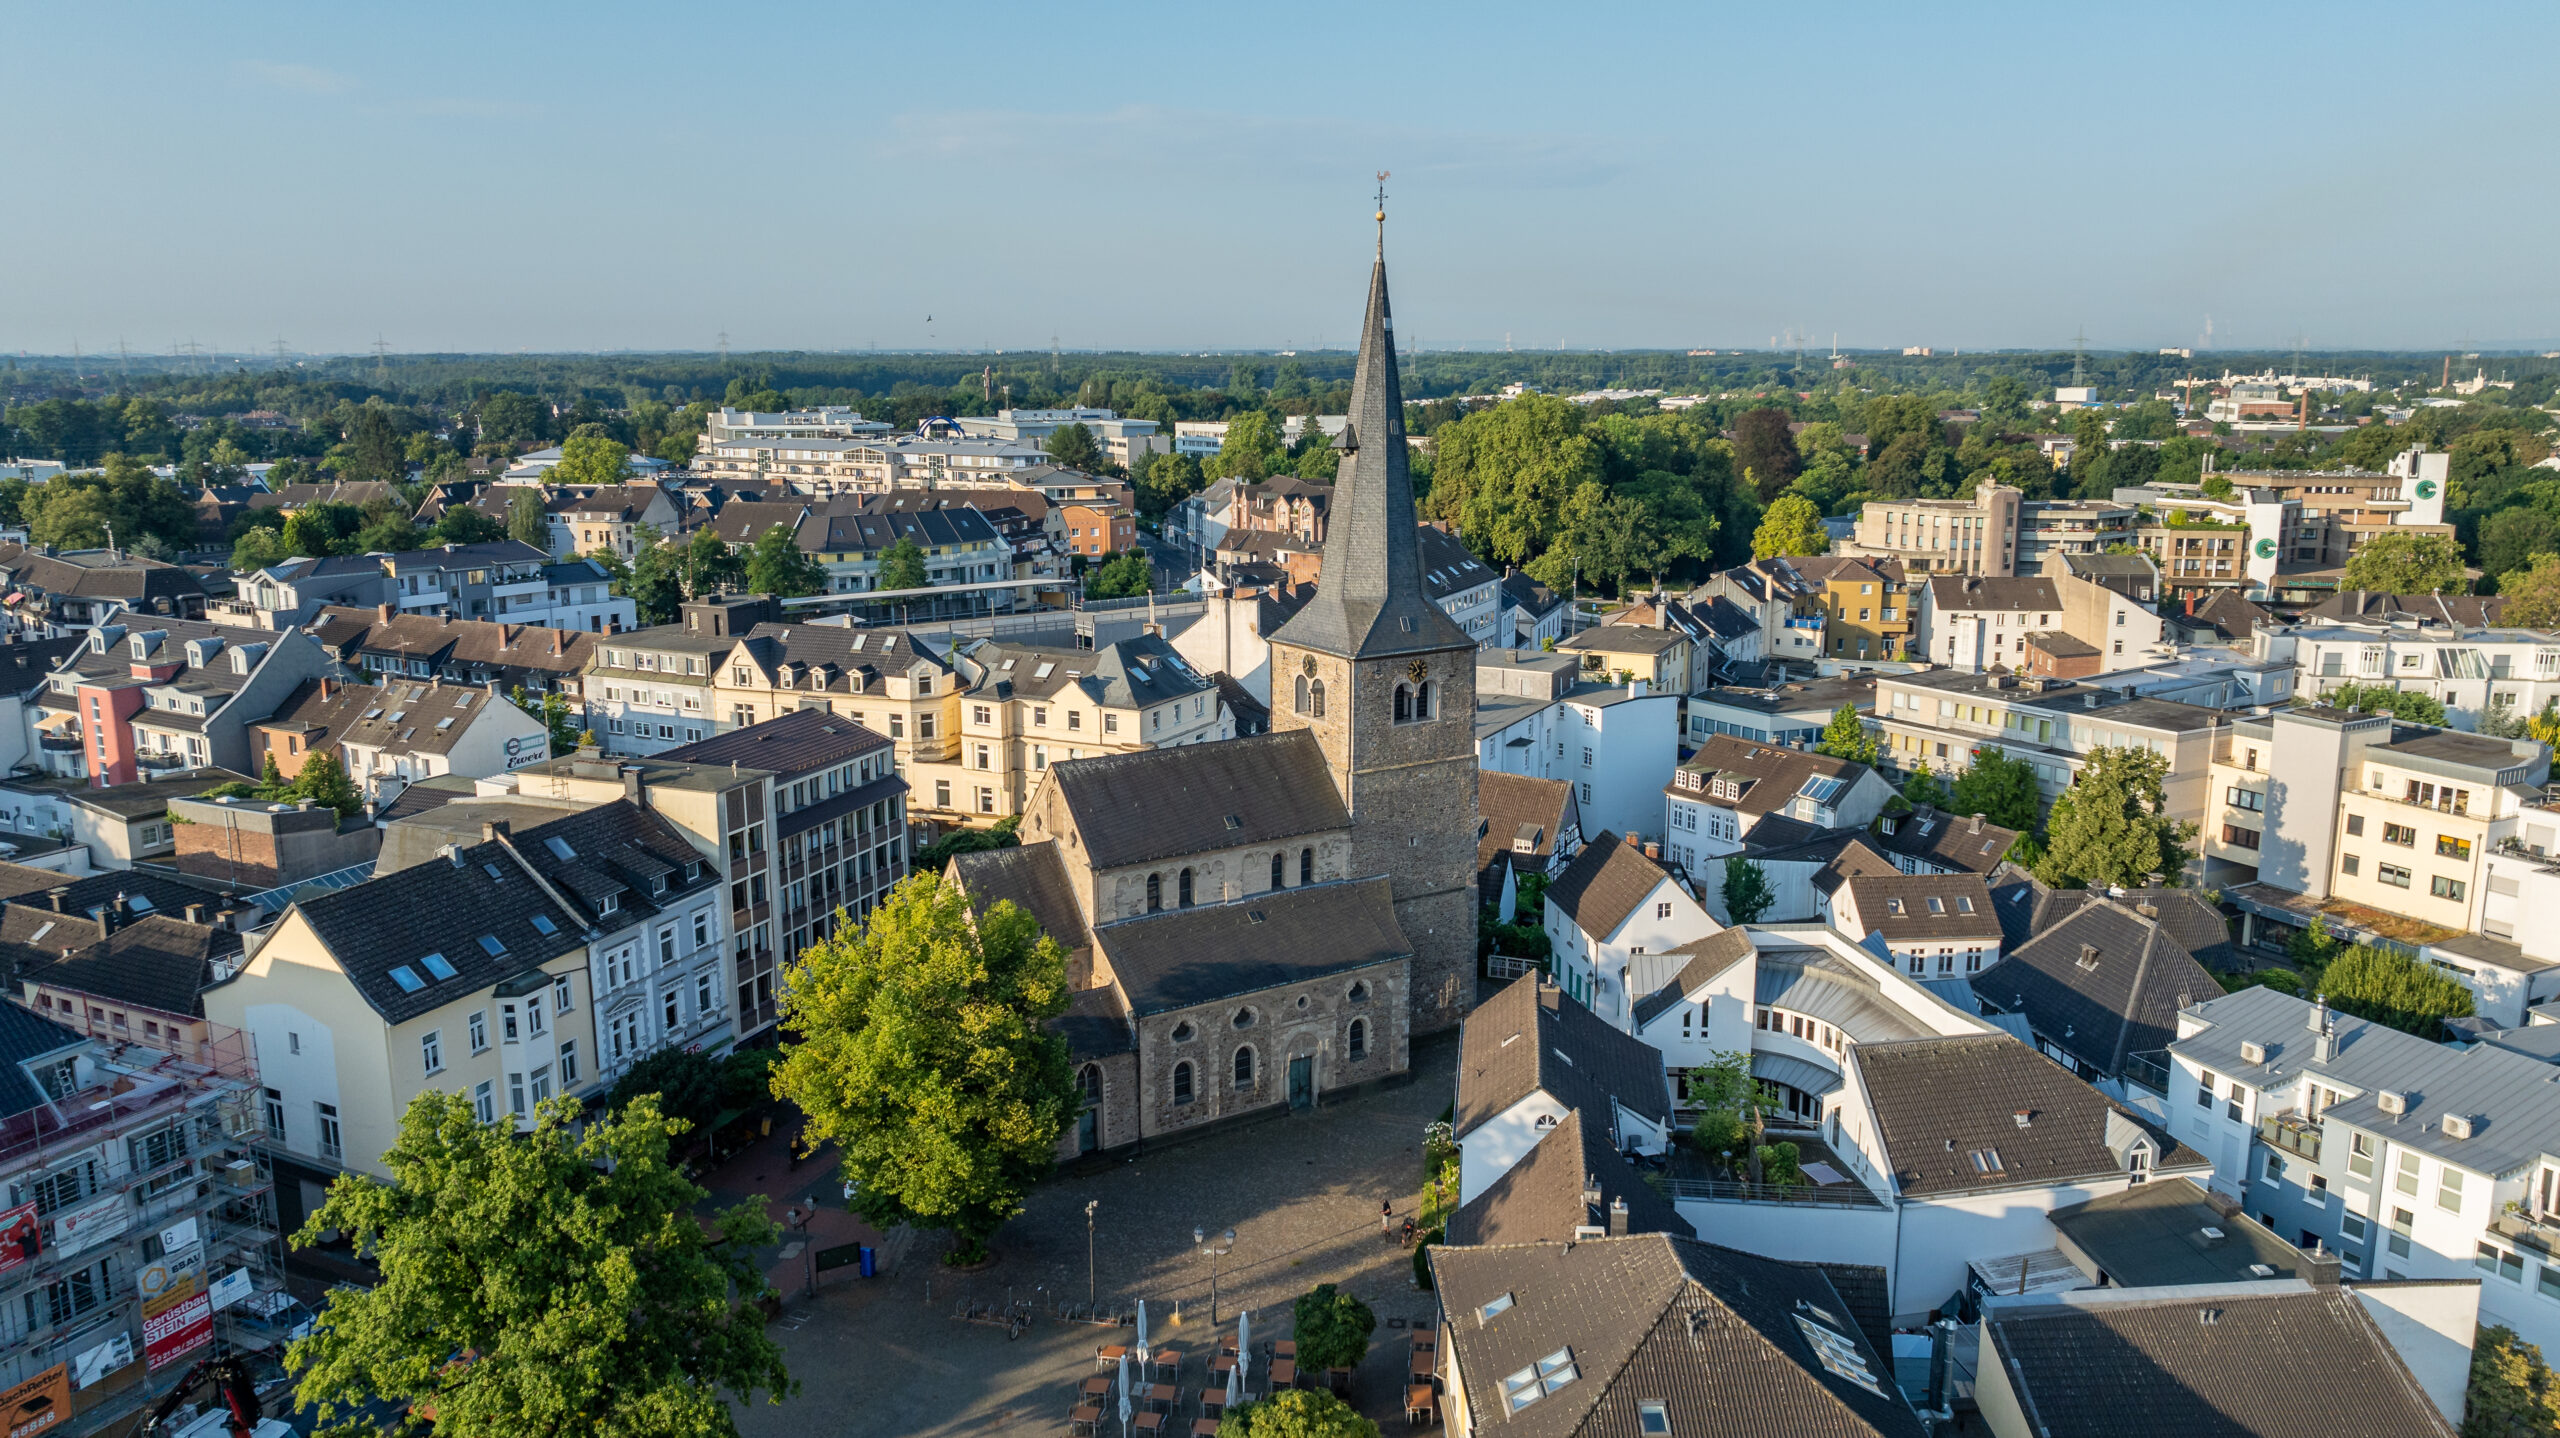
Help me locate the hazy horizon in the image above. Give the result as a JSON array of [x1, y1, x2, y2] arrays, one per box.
[[14, 2, 2558, 356]]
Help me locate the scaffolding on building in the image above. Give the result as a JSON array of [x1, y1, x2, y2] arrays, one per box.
[[0, 1020, 290, 1436]]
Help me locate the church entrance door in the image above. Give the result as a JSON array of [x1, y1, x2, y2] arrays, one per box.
[[1287, 1056, 1314, 1112]]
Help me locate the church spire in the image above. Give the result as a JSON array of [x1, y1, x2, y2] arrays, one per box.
[[1269, 193, 1471, 660]]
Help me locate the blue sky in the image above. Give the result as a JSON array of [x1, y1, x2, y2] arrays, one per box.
[[13, 2, 2557, 355]]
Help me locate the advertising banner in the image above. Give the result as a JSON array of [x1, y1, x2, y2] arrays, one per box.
[[138, 1217, 201, 1300], [207, 1267, 254, 1312], [69, 1334, 132, 1391], [143, 1288, 214, 1371], [0, 1203, 37, 1278], [0, 1364, 69, 1438], [50, 1194, 129, 1259]]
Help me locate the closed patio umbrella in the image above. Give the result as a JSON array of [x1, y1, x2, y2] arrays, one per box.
[[1225, 1352, 1244, 1410], [1118, 1352, 1132, 1435], [1237, 1308, 1252, 1386], [1136, 1299, 1150, 1371]]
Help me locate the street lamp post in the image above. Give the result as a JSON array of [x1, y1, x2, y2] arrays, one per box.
[[1086, 1200, 1098, 1311], [1194, 1226, 1237, 1325]]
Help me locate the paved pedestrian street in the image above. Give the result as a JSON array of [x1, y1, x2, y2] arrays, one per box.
[[730, 1034, 1458, 1436]]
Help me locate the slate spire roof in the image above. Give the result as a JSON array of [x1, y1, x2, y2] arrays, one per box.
[[1269, 245, 1472, 660]]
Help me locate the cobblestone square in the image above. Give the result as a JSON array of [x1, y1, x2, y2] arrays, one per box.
[[730, 1034, 1457, 1436]]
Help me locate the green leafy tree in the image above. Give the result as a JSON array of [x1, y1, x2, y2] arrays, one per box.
[[1750, 493, 1830, 558], [1043, 422, 1102, 470], [770, 872, 1076, 1264], [1721, 855, 1776, 925], [603, 1045, 726, 1138], [1290, 1284, 1377, 1373], [2495, 553, 2560, 628], [510, 685, 581, 757], [25, 453, 198, 551], [2033, 745, 2195, 891], [2319, 682, 2448, 727], [1138, 452, 1205, 521], [1948, 747, 2044, 834], [1421, 395, 1605, 567], [2340, 531, 2467, 595], [434, 504, 508, 546], [745, 523, 828, 598], [2464, 1325, 2560, 1438], [549, 433, 632, 488], [682, 528, 744, 598], [1680, 1048, 1758, 1161], [259, 751, 288, 792], [622, 526, 686, 625], [876, 535, 929, 592], [1901, 763, 1951, 811], [1217, 1389, 1380, 1438], [2479, 511, 2560, 583], [1083, 550, 1152, 600], [292, 750, 363, 820], [507, 488, 550, 548], [353, 511, 421, 555], [913, 814, 1021, 871], [285, 1092, 791, 1438], [1814, 703, 1876, 764], [1732, 406, 1802, 500], [231, 527, 291, 572], [1206, 411, 1286, 483], [2322, 943, 2477, 1039]]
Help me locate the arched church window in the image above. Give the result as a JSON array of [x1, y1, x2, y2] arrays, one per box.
[[1271, 852, 1285, 890], [1146, 873, 1162, 912], [1178, 868, 1194, 908], [1293, 674, 1309, 714], [1309, 680, 1325, 718]]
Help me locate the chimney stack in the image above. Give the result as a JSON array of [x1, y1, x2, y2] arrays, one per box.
[[621, 764, 646, 808], [482, 819, 511, 843], [1608, 1195, 1629, 1237], [46, 887, 67, 913], [2309, 993, 2330, 1034], [376, 603, 395, 624], [1582, 1172, 1603, 1208]]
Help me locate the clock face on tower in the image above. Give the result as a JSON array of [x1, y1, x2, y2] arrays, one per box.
[[1407, 659, 1429, 682], [1302, 655, 1320, 677]]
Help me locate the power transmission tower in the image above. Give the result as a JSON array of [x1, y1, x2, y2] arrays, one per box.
[[2070, 329, 2088, 387], [716, 330, 730, 367], [370, 336, 389, 387], [70, 340, 83, 384], [1051, 335, 1060, 374], [174, 339, 206, 375], [115, 339, 130, 380], [272, 338, 289, 369]]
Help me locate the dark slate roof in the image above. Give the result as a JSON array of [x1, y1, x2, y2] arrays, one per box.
[[1443, 1108, 1693, 1248], [0, 864, 246, 926], [1211, 672, 1269, 737], [2007, 878, 2239, 972], [1455, 975, 1670, 1139], [287, 839, 586, 1024], [1673, 735, 1875, 819], [0, 1000, 85, 1119], [19, 916, 237, 1017], [1633, 928, 1757, 1028], [1046, 729, 1348, 869], [949, 841, 1091, 958], [0, 636, 87, 696], [1429, 1234, 1924, 1438], [657, 705, 891, 774], [1416, 524, 1497, 603], [1869, 805, 2018, 876], [1088, 877, 1404, 1017], [1926, 575, 2061, 613], [1973, 896, 2225, 1078], [1983, 1287, 2453, 1438], [1266, 257, 1473, 661], [1543, 834, 1675, 940], [376, 773, 478, 824], [2300, 589, 2504, 627], [1849, 1034, 2204, 1198], [1054, 984, 1133, 1060], [503, 802, 713, 932]]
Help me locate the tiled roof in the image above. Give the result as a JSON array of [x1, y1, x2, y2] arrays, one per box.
[[0, 863, 246, 926], [657, 706, 889, 774], [1984, 1286, 2452, 1438], [1868, 805, 2017, 876], [1443, 1108, 1693, 1248], [1974, 896, 2224, 1078], [1849, 1034, 2202, 1198], [503, 802, 713, 932], [263, 678, 514, 759], [285, 838, 587, 1024], [1673, 735, 1874, 819], [2300, 589, 2504, 627], [1455, 976, 1670, 1139], [1086, 877, 1404, 1017], [21, 915, 237, 1017], [1840, 872, 2000, 943], [2014, 880, 2239, 972], [949, 841, 1090, 959], [1046, 730, 1348, 870], [0, 544, 210, 604], [1560, 623, 1688, 656], [1543, 834, 1674, 940], [1809, 839, 1907, 895], [1476, 772, 1574, 889], [310, 606, 598, 678], [1926, 575, 2061, 612], [1429, 1234, 1922, 1438], [1416, 526, 1496, 603]]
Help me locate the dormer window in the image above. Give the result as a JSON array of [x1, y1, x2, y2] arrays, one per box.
[[598, 893, 619, 916]]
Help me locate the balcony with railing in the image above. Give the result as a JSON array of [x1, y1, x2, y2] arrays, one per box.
[[2259, 1110, 2323, 1163]]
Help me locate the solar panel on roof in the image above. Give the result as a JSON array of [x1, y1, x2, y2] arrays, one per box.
[[1798, 775, 1846, 803]]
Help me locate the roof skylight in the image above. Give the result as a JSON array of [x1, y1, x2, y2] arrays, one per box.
[[388, 965, 424, 993], [419, 952, 458, 980]]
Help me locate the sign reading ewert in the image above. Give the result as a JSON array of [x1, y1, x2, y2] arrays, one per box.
[[143, 1287, 213, 1371]]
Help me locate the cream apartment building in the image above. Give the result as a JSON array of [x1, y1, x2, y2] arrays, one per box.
[[1873, 668, 2227, 831], [930, 635, 1227, 822], [1840, 478, 2023, 577]]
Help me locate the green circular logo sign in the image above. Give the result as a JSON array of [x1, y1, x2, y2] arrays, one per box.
[[2254, 538, 2276, 559], [2415, 479, 2438, 499]]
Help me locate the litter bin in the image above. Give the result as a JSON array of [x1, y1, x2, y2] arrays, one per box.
[[857, 1245, 876, 1279]]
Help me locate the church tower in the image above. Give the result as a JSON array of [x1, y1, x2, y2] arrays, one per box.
[[1267, 197, 1479, 1034]]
